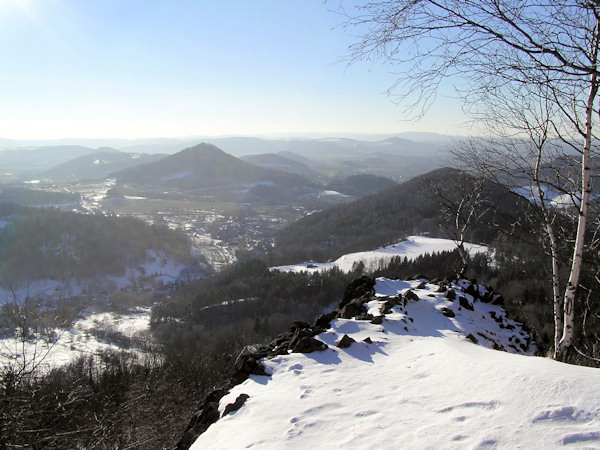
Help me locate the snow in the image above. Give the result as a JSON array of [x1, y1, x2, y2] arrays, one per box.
[[271, 236, 488, 273], [512, 184, 562, 204], [192, 278, 600, 449], [78, 178, 115, 212], [0, 250, 198, 305], [317, 190, 351, 200], [0, 307, 152, 370], [123, 195, 147, 200]]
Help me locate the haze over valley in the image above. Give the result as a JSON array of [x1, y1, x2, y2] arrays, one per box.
[[2, 1, 600, 448]]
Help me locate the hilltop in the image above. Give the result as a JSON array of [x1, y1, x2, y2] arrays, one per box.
[[188, 277, 600, 449], [111, 143, 311, 190], [273, 167, 531, 262]]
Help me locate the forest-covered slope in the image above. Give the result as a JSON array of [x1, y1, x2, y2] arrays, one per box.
[[273, 167, 531, 263], [0, 206, 194, 284]]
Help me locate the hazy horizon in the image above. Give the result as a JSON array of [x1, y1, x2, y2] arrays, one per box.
[[0, 1, 469, 141]]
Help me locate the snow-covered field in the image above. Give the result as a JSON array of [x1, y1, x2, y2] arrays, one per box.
[[0, 307, 152, 370], [192, 278, 600, 449], [271, 236, 488, 273]]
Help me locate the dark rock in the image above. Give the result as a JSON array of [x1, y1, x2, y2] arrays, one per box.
[[222, 393, 250, 417], [464, 283, 476, 298], [313, 311, 337, 329], [292, 321, 311, 331], [290, 335, 327, 353], [338, 297, 367, 319], [445, 289, 456, 300], [440, 307, 455, 318], [234, 346, 268, 376], [435, 284, 446, 293], [289, 328, 327, 353], [465, 333, 478, 344], [336, 334, 355, 348], [381, 297, 398, 314], [415, 281, 426, 289], [355, 313, 374, 321], [341, 276, 375, 305], [269, 332, 293, 349], [491, 294, 505, 306], [176, 389, 228, 449], [311, 326, 326, 335], [427, 294, 436, 297], [458, 296, 474, 311], [404, 290, 419, 301], [363, 337, 373, 344], [371, 316, 383, 325]]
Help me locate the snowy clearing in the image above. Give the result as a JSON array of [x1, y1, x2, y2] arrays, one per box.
[[192, 278, 600, 449], [0, 307, 152, 370], [271, 236, 488, 273]]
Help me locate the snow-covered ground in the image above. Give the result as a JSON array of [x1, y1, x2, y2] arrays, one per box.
[[78, 178, 115, 212], [0, 250, 200, 305], [513, 184, 599, 210], [0, 307, 152, 370], [192, 278, 600, 449], [271, 236, 488, 273]]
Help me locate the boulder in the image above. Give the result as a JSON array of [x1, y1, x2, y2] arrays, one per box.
[[458, 296, 474, 311], [404, 290, 419, 302], [440, 307, 456, 318], [338, 298, 367, 319], [222, 393, 250, 417], [290, 335, 327, 353], [313, 311, 337, 329], [491, 293, 505, 306], [341, 276, 375, 306], [176, 389, 228, 449], [445, 289, 456, 300], [355, 313, 374, 321], [465, 333, 478, 344], [289, 328, 327, 353], [336, 334, 355, 348], [234, 346, 268, 376]]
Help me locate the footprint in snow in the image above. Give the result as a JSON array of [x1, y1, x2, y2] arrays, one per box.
[[288, 363, 303, 375], [532, 405, 594, 424], [437, 400, 500, 413], [299, 385, 312, 399], [562, 431, 600, 446]]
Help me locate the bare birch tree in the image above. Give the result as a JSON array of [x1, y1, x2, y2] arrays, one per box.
[[339, 0, 600, 360]]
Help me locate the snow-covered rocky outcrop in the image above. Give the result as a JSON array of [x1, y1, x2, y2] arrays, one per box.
[[186, 277, 600, 449]]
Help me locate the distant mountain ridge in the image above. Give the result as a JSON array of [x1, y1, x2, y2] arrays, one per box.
[[42, 151, 165, 182], [240, 153, 318, 179], [0, 145, 117, 175], [111, 143, 313, 190]]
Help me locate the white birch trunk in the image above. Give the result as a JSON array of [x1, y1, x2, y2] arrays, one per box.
[[556, 25, 599, 359]]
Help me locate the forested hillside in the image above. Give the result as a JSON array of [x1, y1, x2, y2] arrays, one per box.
[[0, 206, 193, 284], [272, 167, 532, 263]]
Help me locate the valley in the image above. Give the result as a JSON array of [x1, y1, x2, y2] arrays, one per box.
[[0, 136, 450, 373]]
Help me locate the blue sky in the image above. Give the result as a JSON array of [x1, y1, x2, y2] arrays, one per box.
[[0, 0, 467, 139]]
